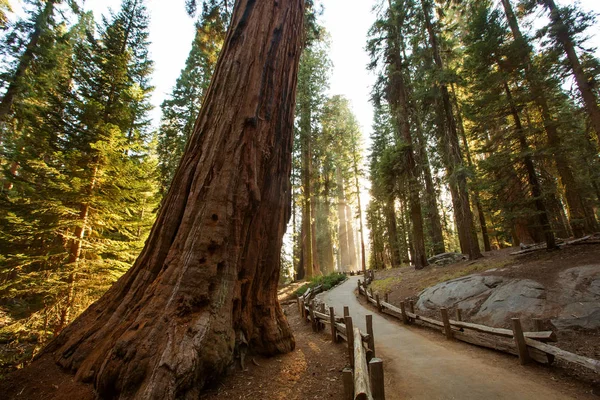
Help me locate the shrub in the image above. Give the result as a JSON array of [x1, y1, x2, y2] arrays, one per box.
[[294, 272, 347, 297]]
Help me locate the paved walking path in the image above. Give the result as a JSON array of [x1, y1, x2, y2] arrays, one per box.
[[318, 275, 577, 400]]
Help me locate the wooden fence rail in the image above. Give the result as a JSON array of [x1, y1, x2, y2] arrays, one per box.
[[357, 280, 600, 375], [298, 293, 386, 400]]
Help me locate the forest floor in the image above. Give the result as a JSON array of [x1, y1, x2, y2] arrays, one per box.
[[0, 292, 348, 399], [370, 244, 600, 393], [199, 303, 347, 399]]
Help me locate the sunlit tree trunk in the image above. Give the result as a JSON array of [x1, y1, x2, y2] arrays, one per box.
[[44, 1, 304, 398], [421, 0, 482, 260]]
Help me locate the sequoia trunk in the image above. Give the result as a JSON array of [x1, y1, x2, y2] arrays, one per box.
[[44, 1, 303, 398], [387, 0, 429, 269]]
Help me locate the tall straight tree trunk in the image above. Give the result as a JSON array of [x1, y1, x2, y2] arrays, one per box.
[[352, 154, 367, 274], [384, 197, 402, 268], [301, 98, 315, 278], [319, 172, 335, 273], [346, 203, 358, 270], [44, 2, 303, 398], [398, 197, 410, 263], [0, 0, 57, 122], [386, 0, 428, 268], [503, 80, 557, 249], [541, 0, 600, 146], [500, 0, 598, 237], [336, 168, 351, 271], [413, 115, 446, 255], [450, 83, 492, 252], [421, 0, 482, 260], [310, 189, 320, 276]]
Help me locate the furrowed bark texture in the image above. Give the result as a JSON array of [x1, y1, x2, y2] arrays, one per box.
[[44, 1, 304, 398]]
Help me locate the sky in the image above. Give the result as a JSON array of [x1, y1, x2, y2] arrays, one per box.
[[81, 0, 600, 142]]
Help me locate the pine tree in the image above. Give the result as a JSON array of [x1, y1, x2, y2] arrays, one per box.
[[420, 0, 482, 260], [0, 0, 11, 30], [0, 0, 65, 122], [44, 1, 304, 396], [157, 2, 228, 194], [295, 27, 330, 278]]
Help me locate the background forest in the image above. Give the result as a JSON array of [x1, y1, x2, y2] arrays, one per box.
[[0, 0, 599, 376]]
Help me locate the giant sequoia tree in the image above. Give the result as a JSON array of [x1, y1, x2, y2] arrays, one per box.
[[43, 0, 304, 397]]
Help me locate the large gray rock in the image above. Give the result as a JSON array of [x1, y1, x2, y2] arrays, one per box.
[[415, 264, 600, 331], [551, 265, 600, 329], [474, 279, 546, 326], [427, 252, 467, 266], [416, 275, 503, 311]]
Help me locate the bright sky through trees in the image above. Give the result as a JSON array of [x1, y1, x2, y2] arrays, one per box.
[[86, 0, 600, 138]]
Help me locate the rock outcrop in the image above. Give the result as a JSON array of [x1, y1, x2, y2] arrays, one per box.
[[415, 265, 600, 330]]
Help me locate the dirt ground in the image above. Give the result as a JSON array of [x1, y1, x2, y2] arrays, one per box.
[[0, 303, 347, 400], [369, 244, 600, 394], [199, 304, 347, 399]]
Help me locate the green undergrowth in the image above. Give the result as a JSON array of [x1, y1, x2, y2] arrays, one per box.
[[294, 272, 347, 297], [369, 276, 402, 295]]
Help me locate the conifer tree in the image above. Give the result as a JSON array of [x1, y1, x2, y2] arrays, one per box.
[[157, 2, 228, 194], [0, 0, 65, 122]]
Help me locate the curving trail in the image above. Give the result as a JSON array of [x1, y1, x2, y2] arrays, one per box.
[[318, 275, 588, 400]]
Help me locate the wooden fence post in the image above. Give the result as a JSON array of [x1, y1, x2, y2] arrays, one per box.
[[384, 293, 389, 303], [330, 307, 337, 343], [511, 318, 531, 365], [409, 300, 415, 314], [441, 308, 453, 339], [309, 302, 317, 332], [456, 308, 462, 322], [369, 358, 385, 400], [531, 317, 556, 364], [343, 367, 354, 400], [345, 316, 355, 367], [319, 303, 326, 331], [400, 301, 409, 324], [344, 306, 350, 318], [376, 294, 382, 312], [366, 315, 375, 359]]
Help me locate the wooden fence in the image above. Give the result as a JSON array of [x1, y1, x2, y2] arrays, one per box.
[[357, 279, 600, 373], [298, 286, 385, 400]]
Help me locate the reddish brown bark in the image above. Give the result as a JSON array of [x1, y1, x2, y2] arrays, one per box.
[[387, 0, 428, 269], [44, 1, 303, 398]]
